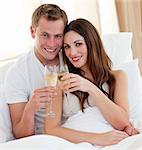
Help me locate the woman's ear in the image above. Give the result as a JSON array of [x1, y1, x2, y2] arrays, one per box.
[[30, 26, 36, 38]]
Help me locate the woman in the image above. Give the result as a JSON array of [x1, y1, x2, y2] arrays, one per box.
[[44, 18, 138, 146]]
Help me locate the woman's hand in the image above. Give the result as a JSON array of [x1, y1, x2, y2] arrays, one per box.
[[95, 130, 129, 146], [60, 73, 92, 93], [123, 123, 139, 136]]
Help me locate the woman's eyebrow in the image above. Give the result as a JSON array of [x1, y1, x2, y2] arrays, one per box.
[[74, 39, 83, 43]]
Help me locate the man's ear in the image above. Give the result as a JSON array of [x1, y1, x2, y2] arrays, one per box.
[[30, 26, 36, 38]]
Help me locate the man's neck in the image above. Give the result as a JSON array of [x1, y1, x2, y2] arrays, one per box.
[[45, 57, 59, 66]]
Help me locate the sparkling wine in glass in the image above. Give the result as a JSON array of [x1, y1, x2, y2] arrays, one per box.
[[44, 65, 58, 116], [58, 64, 69, 81]]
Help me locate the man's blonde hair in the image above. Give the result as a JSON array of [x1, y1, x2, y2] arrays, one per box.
[[32, 4, 68, 27]]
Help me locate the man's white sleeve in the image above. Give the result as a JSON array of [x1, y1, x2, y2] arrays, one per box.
[[4, 67, 29, 104]]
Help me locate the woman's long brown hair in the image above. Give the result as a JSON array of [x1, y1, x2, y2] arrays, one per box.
[[63, 18, 115, 111]]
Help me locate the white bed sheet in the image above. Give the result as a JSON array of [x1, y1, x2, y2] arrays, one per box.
[[0, 133, 142, 150], [0, 135, 95, 150], [102, 133, 142, 150], [0, 106, 142, 150]]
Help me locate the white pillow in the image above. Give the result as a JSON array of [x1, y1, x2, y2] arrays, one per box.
[[102, 32, 133, 68], [0, 61, 15, 143], [0, 97, 14, 143], [114, 59, 142, 119], [0, 61, 14, 97]]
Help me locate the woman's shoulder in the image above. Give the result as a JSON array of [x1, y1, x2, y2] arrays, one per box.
[[111, 69, 128, 81]]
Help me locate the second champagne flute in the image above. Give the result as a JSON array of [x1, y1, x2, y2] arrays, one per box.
[[58, 64, 69, 81]]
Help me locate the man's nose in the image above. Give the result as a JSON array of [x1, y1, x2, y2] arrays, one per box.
[[46, 37, 56, 47]]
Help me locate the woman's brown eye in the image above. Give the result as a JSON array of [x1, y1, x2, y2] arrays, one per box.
[[64, 45, 69, 49], [76, 43, 82, 47]]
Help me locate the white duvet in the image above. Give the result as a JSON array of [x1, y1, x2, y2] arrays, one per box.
[[0, 107, 142, 150], [0, 133, 142, 150]]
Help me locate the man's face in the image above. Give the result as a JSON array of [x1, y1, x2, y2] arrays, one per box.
[[31, 17, 64, 65]]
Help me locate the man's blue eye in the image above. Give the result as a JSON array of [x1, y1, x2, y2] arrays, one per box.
[[41, 33, 48, 38], [56, 35, 63, 39], [43, 34, 48, 37]]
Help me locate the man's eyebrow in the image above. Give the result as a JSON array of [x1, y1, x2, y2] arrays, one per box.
[[41, 32, 49, 35], [42, 32, 63, 35], [55, 33, 63, 36]]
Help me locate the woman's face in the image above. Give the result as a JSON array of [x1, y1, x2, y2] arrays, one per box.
[[63, 31, 88, 69]]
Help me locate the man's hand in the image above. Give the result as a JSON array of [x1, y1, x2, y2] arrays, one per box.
[[27, 86, 57, 113]]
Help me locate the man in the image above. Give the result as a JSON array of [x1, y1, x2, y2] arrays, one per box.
[[4, 4, 68, 138]]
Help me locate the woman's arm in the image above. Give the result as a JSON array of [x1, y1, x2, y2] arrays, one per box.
[[87, 70, 139, 134], [44, 84, 128, 146], [88, 70, 137, 135], [45, 124, 128, 146], [87, 70, 130, 130]]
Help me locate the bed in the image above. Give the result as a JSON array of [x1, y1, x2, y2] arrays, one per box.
[[0, 32, 142, 149]]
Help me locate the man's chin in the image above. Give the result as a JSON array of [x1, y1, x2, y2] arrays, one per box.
[[46, 55, 58, 62]]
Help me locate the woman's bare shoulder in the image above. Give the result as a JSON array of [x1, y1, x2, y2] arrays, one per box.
[[111, 70, 128, 81]]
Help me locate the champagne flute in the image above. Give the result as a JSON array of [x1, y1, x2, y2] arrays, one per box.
[[58, 64, 69, 81], [58, 50, 73, 115], [58, 49, 69, 81], [44, 65, 58, 116]]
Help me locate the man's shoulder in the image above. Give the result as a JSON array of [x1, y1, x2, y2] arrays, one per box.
[[17, 49, 34, 64], [13, 50, 34, 68]]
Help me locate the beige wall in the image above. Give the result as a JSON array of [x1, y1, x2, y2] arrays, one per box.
[[71, 0, 101, 32], [71, 0, 119, 35], [116, 0, 142, 74], [23, 1, 42, 48], [98, 0, 119, 34]]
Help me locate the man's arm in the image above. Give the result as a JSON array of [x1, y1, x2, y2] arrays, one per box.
[[9, 86, 56, 138], [9, 102, 35, 138]]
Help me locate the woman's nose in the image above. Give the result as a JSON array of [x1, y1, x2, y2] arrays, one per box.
[[70, 47, 77, 56]]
